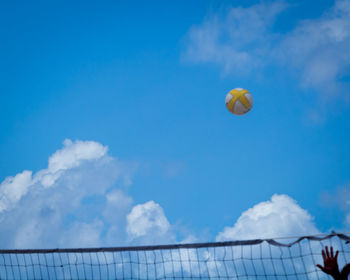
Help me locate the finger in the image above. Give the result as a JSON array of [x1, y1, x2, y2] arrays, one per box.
[[335, 250, 339, 260], [322, 249, 326, 261], [317, 264, 325, 272], [331, 246, 334, 258], [325, 246, 330, 258]]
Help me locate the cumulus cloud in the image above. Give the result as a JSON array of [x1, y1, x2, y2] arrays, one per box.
[[184, 0, 350, 102], [216, 194, 319, 241], [0, 170, 32, 212], [0, 138, 330, 279], [214, 195, 324, 279], [47, 139, 108, 173], [0, 139, 323, 251], [0, 139, 176, 249], [0, 139, 108, 214], [126, 200, 175, 244]]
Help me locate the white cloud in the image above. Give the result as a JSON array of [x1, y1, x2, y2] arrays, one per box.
[[103, 189, 133, 223], [184, 2, 286, 75], [184, 0, 350, 103], [0, 139, 109, 215], [35, 139, 108, 188], [320, 183, 350, 228], [279, 0, 350, 99], [47, 139, 108, 173], [214, 194, 324, 279], [216, 194, 319, 241], [103, 189, 134, 244], [0, 139, 182, 249], [126, 200, 174, 244], [320, 183, 350, 210], [0, 138, 324, 253], [0, 139, 136, 248], [0, 170, 32, 212], [59, 220, 104, 248], [0, 138, 330, 279]]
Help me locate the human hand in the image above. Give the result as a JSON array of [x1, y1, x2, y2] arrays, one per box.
[[340, 263, 350, 280], [317, 246, 340, 279]]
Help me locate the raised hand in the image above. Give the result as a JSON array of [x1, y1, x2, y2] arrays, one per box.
[[340, 263, 350, 280], [317, 246, 340, 279]]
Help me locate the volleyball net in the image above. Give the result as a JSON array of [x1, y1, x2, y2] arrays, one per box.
[[0, 232, 349, 279]]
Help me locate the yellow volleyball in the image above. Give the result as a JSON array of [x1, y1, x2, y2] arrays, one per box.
[[225, 88, 253, 115]]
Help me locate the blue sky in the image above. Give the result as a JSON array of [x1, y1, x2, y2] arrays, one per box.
[[0, 0, 350, 248]]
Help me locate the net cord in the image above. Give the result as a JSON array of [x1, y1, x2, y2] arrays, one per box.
[[0, 232, 349, 254]]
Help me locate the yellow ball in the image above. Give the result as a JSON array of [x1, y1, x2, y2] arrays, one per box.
[[225, 88, 253, 115]]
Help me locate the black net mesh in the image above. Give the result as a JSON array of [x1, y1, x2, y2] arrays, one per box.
[[0, 232, 349, 279]]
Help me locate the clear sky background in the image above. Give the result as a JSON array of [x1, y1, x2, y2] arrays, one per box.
[[0, 0, 350, 248]]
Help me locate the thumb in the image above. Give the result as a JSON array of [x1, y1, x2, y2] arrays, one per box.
[[317, 264, 325, 272]]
